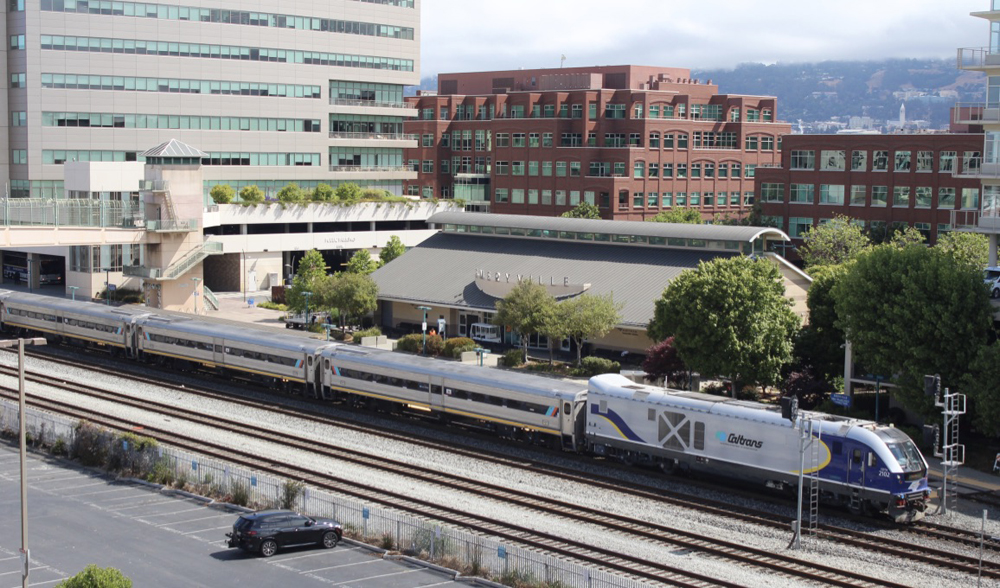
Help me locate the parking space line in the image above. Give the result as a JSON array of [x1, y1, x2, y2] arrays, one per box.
[[269, 550, 337, 563], [140, 506, 205, 518], [19, 578, 65, 587], [106, 499, 177, 511], [44, 481, 112, 492], [156, 513, 226, 526], [182, 524, 233, 535], [301, 560, 381, 574], [335, 568, 423, 583], [70, 487, 136, 497], [0, 556, 16, 562], [89, 492, 154, 504], [29, 473, 95, 484], [413, 581, 455, 588]]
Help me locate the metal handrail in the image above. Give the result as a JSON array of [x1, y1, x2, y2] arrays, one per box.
[[328, 132, 418, 141], [202, 286, 220, 311], [162, 241, 224, 281], [328, 165, 413, 173], [329, 98, 414, 110], [123, 266, 162, 279], [953, 102, 1000, 123], [146, 219, 198, 232], [139, 180, 170, 191]]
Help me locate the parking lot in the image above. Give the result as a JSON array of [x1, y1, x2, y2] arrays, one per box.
[[0, 442, 462, 587]]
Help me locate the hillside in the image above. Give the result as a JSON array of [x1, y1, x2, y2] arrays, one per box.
[[412, 58, 986, 130]]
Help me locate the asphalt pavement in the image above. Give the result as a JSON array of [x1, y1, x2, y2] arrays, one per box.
[[0, 442, 464, 588]]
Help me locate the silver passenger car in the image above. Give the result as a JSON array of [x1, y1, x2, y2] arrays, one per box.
[[320, 345, 587, 449], [0, 291, 150, 352], [135, 314, 336, 395]]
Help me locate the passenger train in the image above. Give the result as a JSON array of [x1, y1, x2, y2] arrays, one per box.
[[0, 290, 929, 522]]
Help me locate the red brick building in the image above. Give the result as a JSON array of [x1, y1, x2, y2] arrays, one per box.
[[755, 133, 983, 248], [404, 65, 791, 220]]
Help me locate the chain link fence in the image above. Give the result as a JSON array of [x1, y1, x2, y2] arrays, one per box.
[[0, 398, 654, 588]]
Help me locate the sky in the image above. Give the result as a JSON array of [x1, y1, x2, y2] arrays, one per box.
[[420, 0, 989, 78]]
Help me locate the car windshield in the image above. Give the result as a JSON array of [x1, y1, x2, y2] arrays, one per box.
[[886, 441, 923, 471], [985, 269, 1000, 281]]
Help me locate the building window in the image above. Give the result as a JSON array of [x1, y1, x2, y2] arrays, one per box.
[[820, 184, 845, 205], [629, 133, 642, 147], [528, 161, 539, 176], [892, 186, 910, 207], [541, 190, 552, 205], [744, 164, 756, 178], [677, 134, 689, 149], [676, 193, 687, 206], [690, 163, 702, 178], [873, 150, 889, 171], [940, 151, 956, 173], [648, 192, 659, 207], [915, 222, 931, 241], [663, 134, 674, 149], [962, 188, 980, 210], [662, 163, 673, 177], [939, 187, 956, 208], [495, 161, 508, 175], [542, 161, 552, 176], [761, 136, 775, 151], [790, 150, 815, 170], [495, 189, 508, 203], [745, 136, 759, 151], [761, 183, 785, 203], [690, 192, 701, 206], [894, 151, 911, 172], [496, 133, 509, 148], [10, 73, 25, 88], [648, 163, 659, 178], [821, 150, 845, 171], [512, 161, 524, 176], [10, 149, 26, 165], [790, 184, 814, 203], [915, 186, 932, 208], [570, 162, 581, 177], [542, 133, 553, 147], [676, 163, 687, 179], [731, 163, 741, 177], [649, 133, 660, 149], [789, 217, 813, 238], [512, 133, 525, 148], [555, 190, 566, 206], [633, 161, 645, 178], [421, 134, 434, 147], [556, 162, 566, 177], [528, 189, 538, 204], [729, 108, 740, 122], [529, 133, 540, 148], [850, 185, 866, 206], [916, 151, 933, 172], [851, 150, 867, 171], [871, 186, 888, 207], [11, 111, 26, 126], [633, 192, 644, 208], [605, 104, 626, 119], [510, 189, 524, 204], [422, 160, 433, 173], [663, 193, 673, 207], [964, 151, 982, 174], [9, 34, 24, 50]]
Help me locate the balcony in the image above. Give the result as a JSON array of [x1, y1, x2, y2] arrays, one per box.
[[328, 132, 417, 141], [952, 157, 998, 179], [328, 131, 418, 148], [329, 98, 413, 109], [953, 103, 1000, 125], [139, 180, 169, 192], [146, 219, 198, 232], [328, 165, 417, 181], [329, 98, 417, 117], [957, 47, 1000, 71]]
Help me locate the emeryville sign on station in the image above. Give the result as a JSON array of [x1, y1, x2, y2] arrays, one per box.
[[474, 269, 591, 299]]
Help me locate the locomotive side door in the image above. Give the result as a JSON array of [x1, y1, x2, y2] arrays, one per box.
[[848, 446, 866, 488]]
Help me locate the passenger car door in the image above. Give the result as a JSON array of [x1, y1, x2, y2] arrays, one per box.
[[286, 515, 315, 544], [848, 447, 865, 487]]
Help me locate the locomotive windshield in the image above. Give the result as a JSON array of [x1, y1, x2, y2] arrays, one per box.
[[876, 428, 924, 472]]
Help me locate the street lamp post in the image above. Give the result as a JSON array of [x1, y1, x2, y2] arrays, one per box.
[[417, 306, 432, 356], [105, 269, 111, 306], [192, 277, 201, 314], [303, 291, 312, 327], [284, 263, 293, 286], [67, 286, 79, 301], [0, 337, 47, 588], [874, 375, 882, 423]]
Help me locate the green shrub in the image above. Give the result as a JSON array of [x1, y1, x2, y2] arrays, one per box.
[[72, 421, 108, 467], [256, 301, 287, 311], [572, 356, 620, 377], [230, 481, 249, 507], [98, 287, 143, 304], [502, 349, 525, 367], [443, 337, 475, 358], [354, 327, 382, 340], [450, 342, 477, 358], [280, 479, 304, 510], [146, 458, 175, 486], [209, 184, 234, 205], [396, 334, 422, 353], [56, 565, 132, 588], [424, 334, 444, 356]]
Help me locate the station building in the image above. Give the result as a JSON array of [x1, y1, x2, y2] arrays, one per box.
[[371, 212, 809, 355], [403, 65, 791, 221]]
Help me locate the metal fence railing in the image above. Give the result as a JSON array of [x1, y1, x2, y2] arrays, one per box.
[[0, 397, 655, 588], [0, 199, 145, 228]]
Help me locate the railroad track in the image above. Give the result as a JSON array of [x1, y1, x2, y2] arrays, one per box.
[[4, 349, 999, 581], [0, 363, 916, 588]]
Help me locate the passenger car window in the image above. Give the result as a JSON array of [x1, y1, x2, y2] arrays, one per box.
[[852, 449, 862, 464]]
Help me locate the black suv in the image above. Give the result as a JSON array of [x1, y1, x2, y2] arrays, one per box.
[[226, 510, 342, 557]]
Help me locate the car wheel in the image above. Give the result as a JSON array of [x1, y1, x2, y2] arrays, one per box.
[[993, 288, 1000, 299], [321, 531, 340, 549], [260, 539, 278, 557]]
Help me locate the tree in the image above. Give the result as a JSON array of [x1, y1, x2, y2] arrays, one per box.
[[209, 184, 234, 204], [492, 280, 556, 364], [556, 293, 623, 366], [320, 272, 379, 330], [796, 215, 869, 269], [961, 344, 1000, 436], [833, 245, 993, 414], [792, 264, 849, 381], [888, 225, 927, 249], [935, 231, 989, 270], [560, 201, 601, 219], [648, 208, 702, 224], [312, 183, 334, 202], [642, 337, 686, 387], [379, 235, 406, 266], [346, 249, 379, 274], [239, 185, 264, 204], [334, 183, 363, 205], [286, 249, 328, 314], [57, 565, 132, 588], [647, 256, 800, 394], [277, 183, 305, 204]]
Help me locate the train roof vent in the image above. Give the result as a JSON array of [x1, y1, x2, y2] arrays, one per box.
[[622, 384, 651, 400]]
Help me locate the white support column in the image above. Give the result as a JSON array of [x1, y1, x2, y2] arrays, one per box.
[[991, 234, 998, 267], [843, 339, 853, 397]]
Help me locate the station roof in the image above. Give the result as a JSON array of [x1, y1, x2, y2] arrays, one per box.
[[142, 139, 207, 158], [371, 232, 738, 328], [427, 212, 789, 244]]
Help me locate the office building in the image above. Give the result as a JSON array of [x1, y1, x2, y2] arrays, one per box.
[[404, 65, 790, 220]]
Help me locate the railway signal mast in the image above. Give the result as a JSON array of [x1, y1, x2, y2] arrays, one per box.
[[926, 374, 964, 515], [783, 396, 821, 549]]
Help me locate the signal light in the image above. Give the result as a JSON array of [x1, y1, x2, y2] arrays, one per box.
[[780, 396, 798, 421], [923, 374, 941, 400]]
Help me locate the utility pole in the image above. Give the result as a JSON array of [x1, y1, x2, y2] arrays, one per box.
[[417, 306, 431, 355], [0, 337, 47, 588]]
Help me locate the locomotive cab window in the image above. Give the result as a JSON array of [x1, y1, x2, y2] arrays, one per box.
[[852, 449, 862, 464], [867, 452, 877, 468]]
